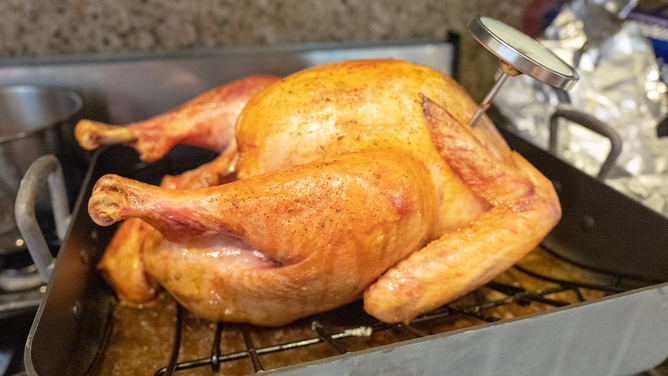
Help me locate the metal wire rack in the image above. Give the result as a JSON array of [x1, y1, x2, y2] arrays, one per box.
[[152, 257, 645, 376]]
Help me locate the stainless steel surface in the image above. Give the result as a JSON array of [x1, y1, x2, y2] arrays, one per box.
[[0, 288, 44, 320], [0, 265, 42, 292], [151, 271, 663, 376], [0, 86, 81, 142], [468, 16, 579, 90], [466, 16, 577, 127], [24, 145, 215, 376]]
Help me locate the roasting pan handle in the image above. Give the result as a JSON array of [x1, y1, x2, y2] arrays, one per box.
[[15, 155, 71, 283], [548, 107, 622, 180]]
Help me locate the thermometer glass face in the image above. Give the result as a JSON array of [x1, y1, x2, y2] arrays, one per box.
[[479, 16, 574, 77]]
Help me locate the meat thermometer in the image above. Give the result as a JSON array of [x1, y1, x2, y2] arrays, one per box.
[[467, 16, 579, 126]]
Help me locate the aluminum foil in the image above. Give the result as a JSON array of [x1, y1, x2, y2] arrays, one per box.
[[494, 0, 668, 216]]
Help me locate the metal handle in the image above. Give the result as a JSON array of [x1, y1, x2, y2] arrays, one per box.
[[14, 155, 71, 283], [549, 107, 622, 180]]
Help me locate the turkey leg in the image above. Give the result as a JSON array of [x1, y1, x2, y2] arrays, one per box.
[[97, 139, 240, 305], [88, 150, 440, 325], [75, 75, 279, 161]]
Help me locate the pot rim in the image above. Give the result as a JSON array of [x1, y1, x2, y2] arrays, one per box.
[[0, 85, 83, 144]]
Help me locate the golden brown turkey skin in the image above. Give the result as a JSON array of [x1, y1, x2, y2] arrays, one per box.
[[87, 59, 560, 325], [75, 75, 279, 162]]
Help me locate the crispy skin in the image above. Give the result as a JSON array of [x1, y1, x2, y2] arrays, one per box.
[[87, 59, 560, 325], [160, 139, 239, 190]]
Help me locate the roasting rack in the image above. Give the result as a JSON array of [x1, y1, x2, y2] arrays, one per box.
[[141, 255, 648, 376]]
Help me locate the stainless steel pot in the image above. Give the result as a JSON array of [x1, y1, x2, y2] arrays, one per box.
[[0, 85, 84, 256]]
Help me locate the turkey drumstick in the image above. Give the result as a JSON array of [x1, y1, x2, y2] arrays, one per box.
[[75, 75, 279, 161], [96, 144, 241, 306]]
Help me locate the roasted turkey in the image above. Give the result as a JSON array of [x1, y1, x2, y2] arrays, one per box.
[[78, 59, 561, 326]]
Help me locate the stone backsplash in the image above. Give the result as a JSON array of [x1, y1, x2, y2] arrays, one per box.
[[0, 0, 533, 100]]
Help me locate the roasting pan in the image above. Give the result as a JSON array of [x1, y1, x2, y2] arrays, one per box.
[[17, 118, 668, 376], [13, 41, 668, 376]]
